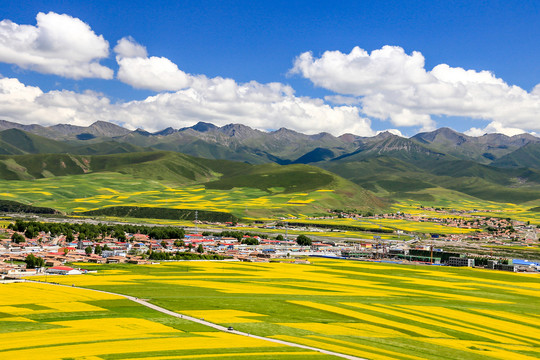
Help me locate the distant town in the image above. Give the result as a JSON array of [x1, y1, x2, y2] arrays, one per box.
[[1, 208, 539, 278]]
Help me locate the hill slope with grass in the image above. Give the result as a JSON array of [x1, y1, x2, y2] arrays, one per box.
[[0, 151, 218, 184], [0, 128, 72, 154], [321, 155, 540, 205], [0, 150, 385, 217], [0, 128, 153, 156], [491, 142, 540, 169]]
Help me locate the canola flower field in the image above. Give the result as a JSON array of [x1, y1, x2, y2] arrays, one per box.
[[26, 258, 540, 360], [391, 191, 540, 226], [0, 172, 343, 218], [0, 282, 332, 360], [355, 218, 479, 235], [285, 217, 479, 235]]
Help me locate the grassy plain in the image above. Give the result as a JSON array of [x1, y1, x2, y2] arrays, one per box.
[[31, 258, 540, 360], [0, 282, 331, 359]]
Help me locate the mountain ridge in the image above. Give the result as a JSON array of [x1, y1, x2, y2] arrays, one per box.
[[1, 120, 538, 168]]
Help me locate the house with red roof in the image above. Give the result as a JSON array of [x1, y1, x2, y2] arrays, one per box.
[[46, 266, 82, 275]]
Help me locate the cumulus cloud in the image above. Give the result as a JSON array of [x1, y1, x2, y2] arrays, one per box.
[[376, 129, 404, 137], [107, 37, 374, 135], [116, 80, 374, 135], [291, 45, 540, 133], [0, 12, 112, 79], [0, 76, 374, 136], [465, 121, 528, 137], [0, 77, 112, 126], [113, 36, 147, 58], [115, 37, 191, 91]]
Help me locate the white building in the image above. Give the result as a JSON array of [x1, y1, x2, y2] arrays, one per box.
[[46, 266, 83, 275]]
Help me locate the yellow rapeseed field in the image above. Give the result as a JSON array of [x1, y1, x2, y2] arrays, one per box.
[[288, 301, 450, 338], [15, 259, 540, 360], [0, 282, 322, 360], [0, 282, 121, 306]]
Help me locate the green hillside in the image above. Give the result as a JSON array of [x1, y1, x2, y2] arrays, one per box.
[[80, 206, 239, 222], [0, 139, 26, 155], [0, 199, 58, 214], [0, 128, 71, 154], [321, 155, 540, 204], [0, 153, 87, 180], [0, 128, 155, 157], [336, 135, 450, 163], [0, 150, 385, 217], [205, 163, 335, 193], [88, 151, 217, 184], [0, 151, 217, 184], [491, 143, 540, 169], [152, 138, 276, 164], [70, 141, 151, 155]]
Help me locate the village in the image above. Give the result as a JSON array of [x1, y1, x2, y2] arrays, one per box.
[[1, 211, 539, 278]]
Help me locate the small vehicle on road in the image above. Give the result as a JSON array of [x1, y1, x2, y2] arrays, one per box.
[[227, 326, 234, 331]]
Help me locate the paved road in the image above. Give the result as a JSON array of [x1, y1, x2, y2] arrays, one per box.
[[28, 280, 366, 360]]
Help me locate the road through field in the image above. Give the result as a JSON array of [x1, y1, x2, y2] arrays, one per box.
[[29, 280, 366, 360]]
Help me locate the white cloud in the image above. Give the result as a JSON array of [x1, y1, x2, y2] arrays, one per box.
[[465, 121, 527, 137], [113, 36, 147, 58], [291, 45, 540, 133], [0, 77, 112, 126], [376, 129, 404, 137], [107, 37, 375, 135], [0, 76, 374, 136], [116, 56, 192, 92], [115, 37, 191, 91], [115, 76, 374, 135], [0, 12, 112, 79]]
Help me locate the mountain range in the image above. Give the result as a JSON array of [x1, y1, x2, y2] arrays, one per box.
[[1, 119, 539, 165], [0, 119, 539, 209]]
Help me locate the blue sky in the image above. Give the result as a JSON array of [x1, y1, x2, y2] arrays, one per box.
[[0, 0, 539, 136]]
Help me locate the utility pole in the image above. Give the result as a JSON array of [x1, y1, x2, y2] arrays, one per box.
[[195, 210, 198, 234]]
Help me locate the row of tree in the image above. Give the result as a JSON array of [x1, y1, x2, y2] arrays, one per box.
[[25, 254, 44, 268], [8, 220, 185, 241], [148, 251, 227, 261], [85, 244, 111, 255], [279, 221, 394, 234], [216, 230, 312, 246], [217, 230, 269, 241]]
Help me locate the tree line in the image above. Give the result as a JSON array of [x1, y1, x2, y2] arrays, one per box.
[[279, 221, 394, 234], [148, 251, 227, 261], [80, 206, 239, 223], [8, 220, 185, 241]]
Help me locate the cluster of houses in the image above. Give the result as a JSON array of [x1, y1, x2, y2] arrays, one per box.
[[329, 208, 539, 244], [0, 227, 342, 278], [1, 212, 539, 278]]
